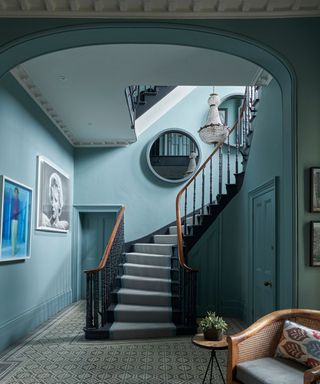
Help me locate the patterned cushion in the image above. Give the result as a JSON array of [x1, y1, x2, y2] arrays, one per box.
[[275, 320, 320, 368]]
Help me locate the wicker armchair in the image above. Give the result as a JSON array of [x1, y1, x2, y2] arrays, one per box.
[[226, 309, 320, 384]]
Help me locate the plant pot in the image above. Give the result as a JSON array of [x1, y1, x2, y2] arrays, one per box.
[[203, 328, 223, 341]]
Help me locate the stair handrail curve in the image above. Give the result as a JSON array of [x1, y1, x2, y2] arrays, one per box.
[[84, 206, 125, 274], [176, 88, 251, 272]]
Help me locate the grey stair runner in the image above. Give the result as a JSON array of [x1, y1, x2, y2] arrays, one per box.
[[109, 233, 177, 340]]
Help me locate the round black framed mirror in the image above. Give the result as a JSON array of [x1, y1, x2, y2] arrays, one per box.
[[147, 129, 201, 183]]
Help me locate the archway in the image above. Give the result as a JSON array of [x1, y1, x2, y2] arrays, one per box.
[[0, 22, 297, 311]]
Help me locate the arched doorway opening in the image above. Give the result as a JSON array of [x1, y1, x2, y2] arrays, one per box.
[[0, 22, 297, 320]]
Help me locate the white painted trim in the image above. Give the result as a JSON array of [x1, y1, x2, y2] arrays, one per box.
[[251, 68, 273, 86], [0, 10, 319, 19], [11, 66, 76, 146], [135, 86, 197, 137]]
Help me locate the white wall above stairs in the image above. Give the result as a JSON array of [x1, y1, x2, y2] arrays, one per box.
[[135, 85, 246, 138], [135, 86, 197, 137]]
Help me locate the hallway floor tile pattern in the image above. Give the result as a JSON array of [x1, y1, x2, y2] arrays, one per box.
[[0, 302, 244, 384]]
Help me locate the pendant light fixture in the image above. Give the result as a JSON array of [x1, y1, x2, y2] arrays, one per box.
[[198, 87, 229, 144]]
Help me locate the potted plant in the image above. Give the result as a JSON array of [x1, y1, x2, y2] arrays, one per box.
[[199, 311, 228, 341]]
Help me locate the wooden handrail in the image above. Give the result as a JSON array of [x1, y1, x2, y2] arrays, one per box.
[[176, 90, 249, 271], [84, 206, 125, 274]]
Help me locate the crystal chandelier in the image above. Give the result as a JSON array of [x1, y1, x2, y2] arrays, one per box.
[[198, 90, 229, 144]]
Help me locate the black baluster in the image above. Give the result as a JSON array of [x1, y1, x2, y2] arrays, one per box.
[[227, 133, 230, 184], [137, 85, 140, 105], [193, 178, 196, 226], [210, 158, 213, 204], [242, 106, 246, 147], [181, 269, 185, 326], [101, 267, 106, 325], [247, 93, 250, 134], [236, 112, 239, 174], [245, 98, 249, 136], [219, 147, 223, 196], [86, 273, 93, 329], [201, 168, 205, 214], [93, 273, 99, 328], [184, 189, 188, 236]]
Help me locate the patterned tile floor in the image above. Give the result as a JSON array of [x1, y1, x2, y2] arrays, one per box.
[[0, 302, 244, 384]]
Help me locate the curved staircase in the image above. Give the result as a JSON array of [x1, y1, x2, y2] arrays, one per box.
[[84, 86, 260, 340]]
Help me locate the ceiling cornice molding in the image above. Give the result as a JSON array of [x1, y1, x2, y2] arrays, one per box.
[[11, 64, 77, 146], [252, 68, 273, 86], [11, 65, 133, 148], [0, 0, 320, 19]]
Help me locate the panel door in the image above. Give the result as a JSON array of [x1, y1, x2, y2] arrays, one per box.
[[252, 188, 276, 321]]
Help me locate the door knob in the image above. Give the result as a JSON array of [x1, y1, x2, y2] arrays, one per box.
[[264, 281, 272, 287]]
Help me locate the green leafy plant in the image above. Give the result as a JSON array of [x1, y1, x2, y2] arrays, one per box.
[[199, 311, 228, 332]]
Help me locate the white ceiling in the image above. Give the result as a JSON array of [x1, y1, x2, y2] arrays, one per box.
[[11, 43, 264, 147], [0, 0, 319, 18]]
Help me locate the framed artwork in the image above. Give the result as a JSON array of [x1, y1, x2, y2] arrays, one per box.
[[0, 176, 32, 262], [310, 167, 320, 212], [310, 222, 320, 267], [219, 108, 228, 125], [36, 156, 70, 233]]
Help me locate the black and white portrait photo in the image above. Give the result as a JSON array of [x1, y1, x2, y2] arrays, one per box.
[[36, 156, 70, 233]]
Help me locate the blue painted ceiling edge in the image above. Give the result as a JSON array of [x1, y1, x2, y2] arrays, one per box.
[[0, 21, 297, 305]]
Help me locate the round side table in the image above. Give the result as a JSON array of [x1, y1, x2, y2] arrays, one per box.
[[192, 333, 228, 384]]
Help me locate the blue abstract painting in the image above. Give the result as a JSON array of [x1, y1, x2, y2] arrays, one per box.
[[0, 177, 32, 261]]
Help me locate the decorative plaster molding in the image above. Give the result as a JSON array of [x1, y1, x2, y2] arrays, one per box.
[[251, 68, 273, 87], [11, 65, 77, 146], [0, 0, 319, 18], [10, 65, 133, 148]]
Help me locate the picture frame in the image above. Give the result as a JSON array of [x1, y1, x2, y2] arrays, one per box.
[[36, 156, 70, 233], [310, 221, 320, 267], [310, 167, 320, 212], [0, 176, 32, 262], [219, 108, 228, 125]]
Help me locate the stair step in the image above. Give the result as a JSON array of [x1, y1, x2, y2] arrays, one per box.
[[116, 288, 172, 306], [122, 263, 171, 279], [154, 234, 177, 245], [217, 193, 229, 205], [119, 275, 171, 292], [133, 243, 173, 255], [112, 304, 172, 322], [109, 322, 176, 340], [185, 215, 201, 225], [226, 183, 238, 196], [125, 252, 171, 267], [168, 226, 177, 234], [208, 203, 222, 216]]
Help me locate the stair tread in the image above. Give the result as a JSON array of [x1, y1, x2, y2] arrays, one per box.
[[117, 288, 171, 297], [114, 304, 172, 312], [122, 263, 171, 270], [154, 234, 177, 238], [134, 243, 174, 247], [126, 252, 171, 258], [110, 322, 176, 330], [120, 275, 171, 283]]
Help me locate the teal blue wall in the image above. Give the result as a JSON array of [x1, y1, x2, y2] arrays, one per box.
[[189, 80, 284, 320], [0, 18, 318, 345], [0, 74, 73, 351], [74, 86, 239, 242]]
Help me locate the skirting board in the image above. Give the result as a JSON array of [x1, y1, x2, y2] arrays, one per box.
[[0, 290, 72, 353]]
